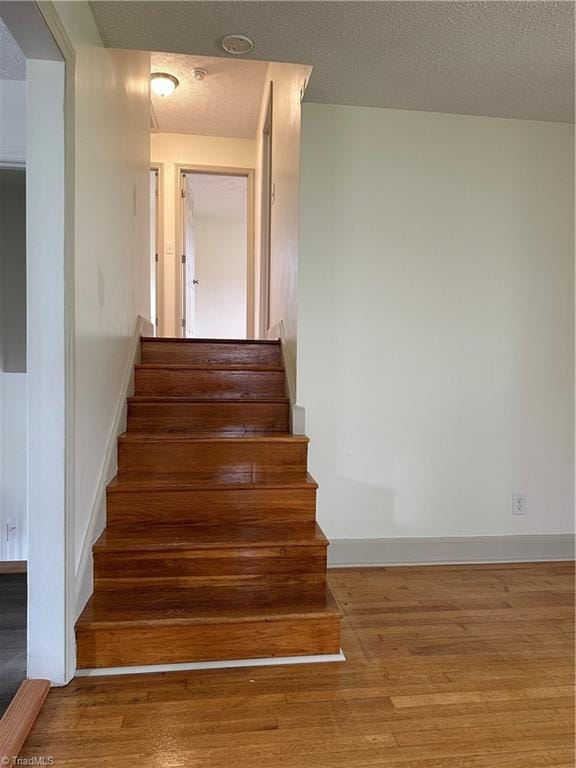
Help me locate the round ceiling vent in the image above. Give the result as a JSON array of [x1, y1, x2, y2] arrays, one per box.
[[221, 34, 254, 55]]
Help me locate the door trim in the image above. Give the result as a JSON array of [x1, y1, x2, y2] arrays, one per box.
[[259, 83, 273, 339], [150, 163, 164, 336], [175, 165, 255, 339]]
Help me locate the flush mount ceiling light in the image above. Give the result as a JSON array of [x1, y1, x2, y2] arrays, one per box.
[[221, 34, 254, 55], [151, 72, 179, 97]]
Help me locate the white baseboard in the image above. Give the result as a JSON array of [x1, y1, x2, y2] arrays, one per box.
[[328, 534, 575, 567], [267, 319, 306, 434], [74, 315, 154, 617], [76, 650, 346, 678]]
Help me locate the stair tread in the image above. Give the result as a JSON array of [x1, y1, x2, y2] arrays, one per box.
[[136, 364, 284, 371], [107, 471, 318, 492], [94, 522, 327, 552], [128, 396, 290, 404], [77, 584, 340, 629], [141, 337, 280, 345], [118, 432, 308, 443]]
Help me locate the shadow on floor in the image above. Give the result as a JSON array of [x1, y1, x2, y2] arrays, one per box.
[[0, 573, 27, 717]]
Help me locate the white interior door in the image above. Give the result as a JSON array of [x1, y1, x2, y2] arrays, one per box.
[[149, 169, 158, 334], [182, 172, 247, 339], [182, 172, 197, 337]]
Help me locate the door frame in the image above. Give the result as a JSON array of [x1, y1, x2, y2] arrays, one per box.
[[175, 164, 255, 339], [150, 163, 165, 336], [1, 0, 77, 685], [259, 83, 273, 339]]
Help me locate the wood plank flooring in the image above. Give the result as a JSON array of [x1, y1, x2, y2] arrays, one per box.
[[22, 562, 575, 767]]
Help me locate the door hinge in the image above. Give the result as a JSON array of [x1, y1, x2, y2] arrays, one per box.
[[155, 253, 159, 263], [181, 188, 186, 198], [181, 254, 186, 264], [181, 318, 185, 329]]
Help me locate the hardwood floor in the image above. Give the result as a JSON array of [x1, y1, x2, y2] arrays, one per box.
[[23, 562, 575, 767]]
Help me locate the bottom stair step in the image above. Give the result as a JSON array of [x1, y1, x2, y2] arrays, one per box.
[[92, 522, 328, 587], [76, 584, 341, 668]]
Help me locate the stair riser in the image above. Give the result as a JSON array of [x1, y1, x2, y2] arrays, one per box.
[[76, 616, 341, 668], [94, 546, 327, 584], [106, 488, 317, 526], [118, 441, 308, 477], [127, 401, 290, 434], [141, 341, 282, 367], [135, 369, 285, 399]]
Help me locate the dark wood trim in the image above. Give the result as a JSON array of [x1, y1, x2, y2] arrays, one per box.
[[0, 680, 50, 762]]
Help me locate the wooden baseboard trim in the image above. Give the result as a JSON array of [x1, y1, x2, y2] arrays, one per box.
[[328, 534, 575, 567], [0, 561, 27, 574], [0, 679, 50, 762], [76, 650, 346, 678]]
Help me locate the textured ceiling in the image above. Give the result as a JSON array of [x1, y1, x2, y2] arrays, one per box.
[[151, 52, 268, 137], [90, 1, 574, 123], [185, 173, 247, 218], [0, 17, 25, 81]]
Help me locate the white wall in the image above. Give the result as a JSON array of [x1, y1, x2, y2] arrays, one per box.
[[299, 103, 574, 541], [150, 132, 256, 336], [194, 216, 247, 338], [51, 3, 151, 572], [0, 79, 26, 166], [26, 56, 68, 683], [254, 63, 311, 397]]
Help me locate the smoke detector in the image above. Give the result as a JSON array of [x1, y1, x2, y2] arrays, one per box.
[[221, 34, 254, 55], [191, 68, 207, 81]]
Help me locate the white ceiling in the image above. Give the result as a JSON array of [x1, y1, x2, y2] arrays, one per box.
[[0, 17, 25, 81], [151, 52, 268, 138], [185, 173, 247, 219], [91, 1, 574, 123]]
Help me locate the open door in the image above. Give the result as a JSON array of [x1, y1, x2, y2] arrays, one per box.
[[179, 168, 253, 339]]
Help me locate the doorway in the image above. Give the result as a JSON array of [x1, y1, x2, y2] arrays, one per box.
[[150, 165, 163, 336], [0, 2, 74, 689], [178, 167, 254, 339], [0, 166, 27, 715]]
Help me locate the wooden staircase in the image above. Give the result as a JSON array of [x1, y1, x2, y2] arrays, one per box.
[[75, 337, 341, 669]]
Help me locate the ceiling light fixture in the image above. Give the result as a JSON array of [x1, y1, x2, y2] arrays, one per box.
[[151, 72, 179, 97], [221, 34, 254, 55]]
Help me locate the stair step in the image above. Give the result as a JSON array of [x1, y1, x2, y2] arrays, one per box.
[[141, 337, 282, 367], [93, 522, 328, 587], [106, 474, 318, 526], [76, 584, 341, 668], [117, 433, 308, 478], [127, 397, 290, 434], [134, 365, 285, 399], [94, 521, 327, 551]]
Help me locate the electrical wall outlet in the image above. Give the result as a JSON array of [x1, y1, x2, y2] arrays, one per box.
[[512, 493, 527, 516]]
